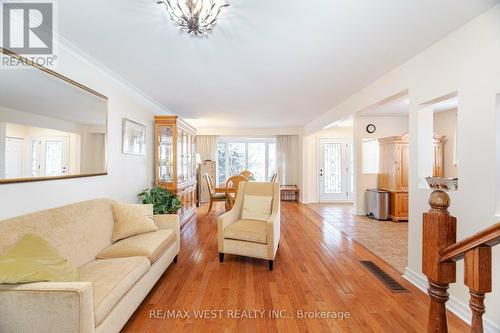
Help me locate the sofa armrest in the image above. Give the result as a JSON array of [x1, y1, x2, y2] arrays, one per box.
[[152, 214, 180, 253], [0, 281, 94, 333]]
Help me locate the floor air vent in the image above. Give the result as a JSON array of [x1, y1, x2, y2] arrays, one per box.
[[360, 261, 408, 293]]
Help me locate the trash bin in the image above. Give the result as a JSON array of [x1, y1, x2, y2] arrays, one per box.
[[366, 189, 390, 220]]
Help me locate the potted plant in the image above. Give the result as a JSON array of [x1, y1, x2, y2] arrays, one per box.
[[138, 187, 181, 214]]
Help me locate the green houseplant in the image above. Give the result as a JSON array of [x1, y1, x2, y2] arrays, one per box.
[[138, 187, 181, 214]]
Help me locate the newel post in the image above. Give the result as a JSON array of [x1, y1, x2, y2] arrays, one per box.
[[422, 189, 457, 333]]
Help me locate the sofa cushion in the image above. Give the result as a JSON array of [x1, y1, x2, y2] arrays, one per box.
[[0, 234, 79, 283], [79, 256, 150, 326], [241, 195, 272, 221], [224, 219, 268, 244], [96, 229, 176, 264], [111, 203, 158, 242]]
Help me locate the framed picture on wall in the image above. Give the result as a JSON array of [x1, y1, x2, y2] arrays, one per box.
[[122, 118, 146, 155]]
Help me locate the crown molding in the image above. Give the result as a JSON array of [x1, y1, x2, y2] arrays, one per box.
[[55, 34, 173, 115]]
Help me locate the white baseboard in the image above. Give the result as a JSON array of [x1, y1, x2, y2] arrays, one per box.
[[403, 268, 500, 333], [353, 209, 365, 216]]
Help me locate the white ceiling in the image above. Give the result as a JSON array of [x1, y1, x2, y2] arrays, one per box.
[[433, 98, 459, 113], [357, 94, 458, 117], [358, 95, 410, 117], [56, 0, 498, 128]]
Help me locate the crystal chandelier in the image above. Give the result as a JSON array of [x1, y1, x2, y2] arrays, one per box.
[[157, 0, 229, 35]]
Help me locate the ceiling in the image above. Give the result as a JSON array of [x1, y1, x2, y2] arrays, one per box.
[[357, 94, 458, 117], [57, 0, 498, 128], [358, 95, 410, 117]]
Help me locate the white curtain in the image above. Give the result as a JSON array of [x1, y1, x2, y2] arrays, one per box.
[[196, 135, 218, 161], [276, 135, 299, 185]]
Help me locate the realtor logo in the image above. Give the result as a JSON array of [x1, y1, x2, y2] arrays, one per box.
[[2, 1, 53, 54]]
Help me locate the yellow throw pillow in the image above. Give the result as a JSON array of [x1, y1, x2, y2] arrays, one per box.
[[112, 203, 158, 242], [0, 234, 79, 284], [241, 195, 273, 221]]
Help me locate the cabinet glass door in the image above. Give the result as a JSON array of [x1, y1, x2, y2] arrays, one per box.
[[158, 125, 173, 183], [177, 129, 183, 182]]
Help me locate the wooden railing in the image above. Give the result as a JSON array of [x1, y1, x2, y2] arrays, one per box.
[[422, 189, 500, 333]]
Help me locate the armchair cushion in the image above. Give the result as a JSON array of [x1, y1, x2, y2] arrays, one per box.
[[79, 256, 150, 326], [241, 195, 272, 221], [97, 229, 175, 264], [224, 219, 268, 244]]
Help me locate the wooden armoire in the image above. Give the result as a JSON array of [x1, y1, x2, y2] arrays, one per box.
[[378, 133, 444, 222], [154, 116, 197, 227]]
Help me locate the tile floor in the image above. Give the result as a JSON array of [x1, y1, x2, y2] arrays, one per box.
[[306, 203, 408, 274]]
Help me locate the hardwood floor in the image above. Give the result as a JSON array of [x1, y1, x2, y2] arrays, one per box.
[[122, 202, 468, 333]]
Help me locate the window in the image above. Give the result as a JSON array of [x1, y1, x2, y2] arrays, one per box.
[[268, 143, 276, 179], [217, 143, 226, 184], [324, 143, 342, 193], [362, 139, 379, 174], [217, 138, 276, 184], [228, 142, 246, 176]]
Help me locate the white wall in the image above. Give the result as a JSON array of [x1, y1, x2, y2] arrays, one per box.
[[0, 43, 171, 220], [434, 108, 458, 178], [303, 5, 500, 330], [302, 127, 353, 203], [353, 116, 408, 214]]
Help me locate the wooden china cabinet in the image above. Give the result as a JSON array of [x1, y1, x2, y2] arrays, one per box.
[[154, 116, 197, 227], [378, 132, 444, 222]]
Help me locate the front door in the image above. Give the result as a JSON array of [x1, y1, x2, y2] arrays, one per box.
[[319, 140, 350, 201], [31, 136, 69, 177]]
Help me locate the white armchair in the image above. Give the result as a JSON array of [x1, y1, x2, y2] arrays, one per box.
[[217, 182, 280, 270]]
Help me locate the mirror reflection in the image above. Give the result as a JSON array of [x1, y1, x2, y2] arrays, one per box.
[[0, 51, 107, 182]]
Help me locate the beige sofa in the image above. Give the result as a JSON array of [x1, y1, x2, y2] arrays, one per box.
[[218, 182, 280, 271], [0, 199, 180, 333]]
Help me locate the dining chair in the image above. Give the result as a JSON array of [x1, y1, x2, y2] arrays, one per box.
[[205, 173, 227, 213], [270, 173, 278, 183], [225, 175, 247, 210], [239, 170, 253, 179]]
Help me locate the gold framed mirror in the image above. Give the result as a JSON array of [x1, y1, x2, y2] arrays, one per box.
[[0, 48, 108, 184]]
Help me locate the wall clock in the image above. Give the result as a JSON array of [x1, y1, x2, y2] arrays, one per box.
[[366, 124, 376, 134]]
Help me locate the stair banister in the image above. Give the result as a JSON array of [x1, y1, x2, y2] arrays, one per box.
[[422, 187, 500, 333]]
